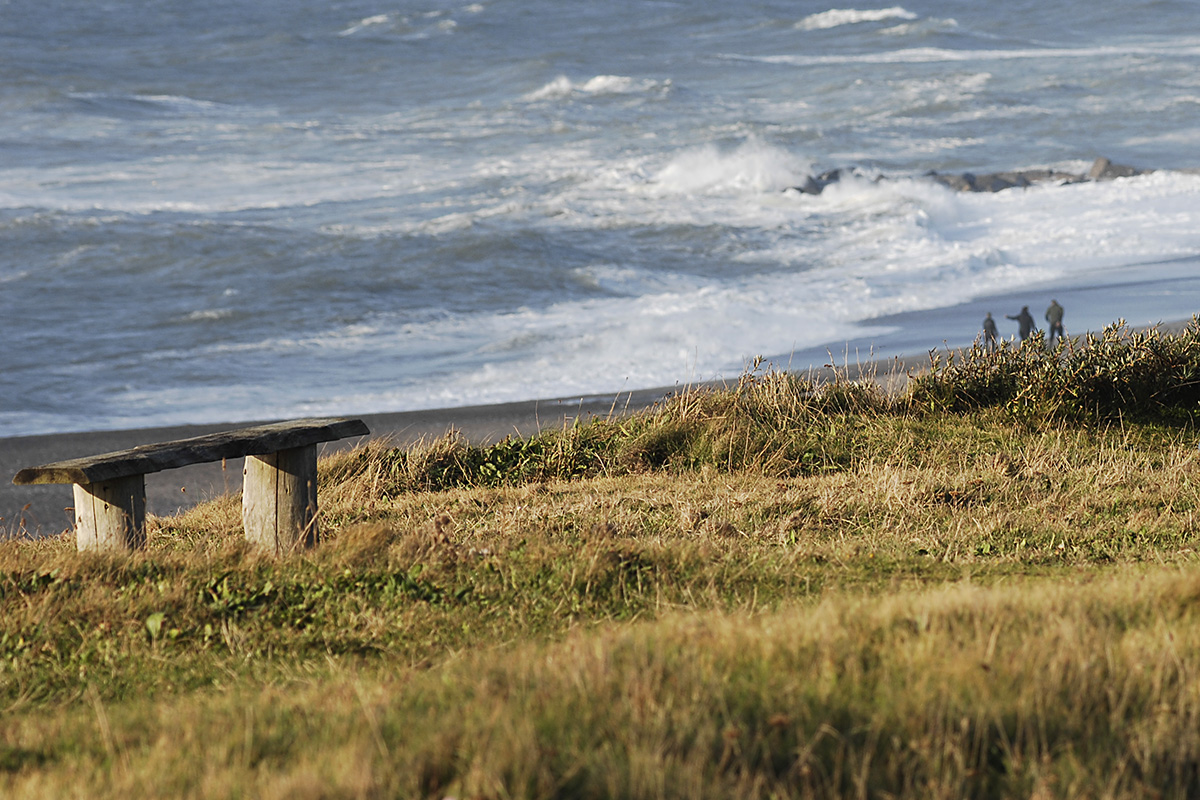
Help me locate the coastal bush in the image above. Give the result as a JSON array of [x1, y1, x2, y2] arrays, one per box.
[[320, 368, 902, 496], [910, 319, 1200, 422], [319, 421, 618, 496], [322, 322, 1200, 500]]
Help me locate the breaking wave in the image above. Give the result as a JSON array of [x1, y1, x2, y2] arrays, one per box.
[[797, 6, 918, 31], [523, 75, 670, 102]]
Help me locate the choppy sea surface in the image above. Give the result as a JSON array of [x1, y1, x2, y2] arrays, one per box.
[[4, 0, 1200, 435]]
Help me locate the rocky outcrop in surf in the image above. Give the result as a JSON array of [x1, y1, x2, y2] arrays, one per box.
[[787, 157, 1152, 196]]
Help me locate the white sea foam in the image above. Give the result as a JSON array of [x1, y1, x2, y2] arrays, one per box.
[[214, 176, 1200, 412], [0, 155, 432, 215], [522, 76, 573, 101], [67, 92, 228, 116], [502, 164, 1200, 385], [523, 75, 669, 102], [338, 14, 391, 36], [880, 17, 958, 36], [651, 139, 810, 195], [570, 264, 703, 297], [739, 38, 1200, 66], [9, 161, 1200, 434], [797, 7, 917, 31], [183, 309, 234, 322], [894, 72, 991, 100]]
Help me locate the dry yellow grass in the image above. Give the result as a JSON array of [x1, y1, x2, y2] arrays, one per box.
[[2, 568, 1198, 798], [5, 348, 1200, 796]]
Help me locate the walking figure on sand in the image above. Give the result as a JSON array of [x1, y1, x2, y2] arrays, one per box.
[[1045, 299, 1065, 346], [1006, 306, 1036, 341], [981, 312, 998, 350]]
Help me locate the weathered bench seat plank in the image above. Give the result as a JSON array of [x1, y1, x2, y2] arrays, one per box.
[[12, 417, 369, 554], [13, 418, 369, 486]]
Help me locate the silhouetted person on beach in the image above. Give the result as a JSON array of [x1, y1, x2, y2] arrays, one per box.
[[1007, 306, 1035, 340], [1045, 300, 1064, 346], [981, 312, 998, 350]]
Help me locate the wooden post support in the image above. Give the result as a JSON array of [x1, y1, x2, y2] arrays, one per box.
[[72, 475, 147, 552], [242, 444, 319, 554]]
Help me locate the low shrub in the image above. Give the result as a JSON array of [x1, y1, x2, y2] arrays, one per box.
[[910, 319, 1200, 422]]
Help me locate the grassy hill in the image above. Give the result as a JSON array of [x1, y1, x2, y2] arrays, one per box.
[[3, 322, 1200, 799]]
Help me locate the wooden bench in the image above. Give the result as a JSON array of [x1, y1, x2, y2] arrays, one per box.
[[12, 417, 369, 554]]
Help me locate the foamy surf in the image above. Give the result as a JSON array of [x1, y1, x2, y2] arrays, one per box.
[[797, 7, 918, 31], [2, 0, 1199, 434], [523, 75, 672, 102]]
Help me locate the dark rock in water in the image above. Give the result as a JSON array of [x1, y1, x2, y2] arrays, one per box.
[[791, 169, 844, 195], [969, 173, 1017, 192], [794, 176, 824, 195], [786, 157, 1152, 197], [929, 172, 975, 192], [995, 172, 1032, 188], [1087, 156, 1144, 180], [927, 168, 1077, 193]]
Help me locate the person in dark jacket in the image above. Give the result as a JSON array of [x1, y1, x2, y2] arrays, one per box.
[[981, 312, 998, 350], [1045, 300, 1064, 346], [1006, 306, 1035, 340]]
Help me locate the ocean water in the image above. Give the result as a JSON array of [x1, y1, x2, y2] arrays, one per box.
[[3, 0, 1200, 435]]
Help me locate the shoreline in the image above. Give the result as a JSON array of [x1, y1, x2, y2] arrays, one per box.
[[0, 356, 924, 535], [2, 316, 1192, 536]]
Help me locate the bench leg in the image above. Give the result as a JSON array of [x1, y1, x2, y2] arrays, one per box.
[[242, 444, 319, 554], [73, 476, 147, 552]]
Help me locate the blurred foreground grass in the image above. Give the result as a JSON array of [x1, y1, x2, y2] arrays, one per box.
[[3, 322, 1200, 798]]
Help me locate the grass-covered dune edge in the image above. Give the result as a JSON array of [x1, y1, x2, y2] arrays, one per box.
[[4, 321, 1200, 799]]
